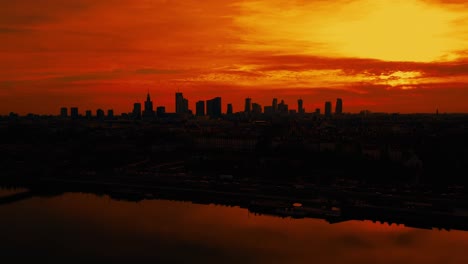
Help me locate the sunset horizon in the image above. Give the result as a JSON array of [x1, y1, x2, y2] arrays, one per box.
[[1, 0, 467, 114]]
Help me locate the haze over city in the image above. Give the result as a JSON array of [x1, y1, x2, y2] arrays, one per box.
[[1, 0, 468, 114]]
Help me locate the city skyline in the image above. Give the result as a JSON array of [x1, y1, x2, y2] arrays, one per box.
[[1, 0, 468, 114], [52, 92, 346, 117]]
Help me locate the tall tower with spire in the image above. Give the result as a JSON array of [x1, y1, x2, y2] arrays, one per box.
[[143, 91, 154, 118]]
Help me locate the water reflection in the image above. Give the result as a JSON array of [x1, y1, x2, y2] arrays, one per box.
[[1, 190, 468, 264]]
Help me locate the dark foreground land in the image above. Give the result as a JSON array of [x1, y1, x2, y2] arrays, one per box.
[[1, 112, 468, 231]]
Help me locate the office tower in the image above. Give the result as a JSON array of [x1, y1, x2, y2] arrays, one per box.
[[298, 99, 305, 114], [272, 98, 278, 113], [107, 109, 114, 119], [325, 101, 332, 117], [96, 109, 105, 120], [175, 92, 189, 113], [156, 106, 166, 117], [196, 101, 205, 116], [143, 92, 154, 117], [227, 104, 233, 115], [70, 107, 79, 119], [60, 107, 68, 118], [335, 98, 343, 114], [244, 98, 252, 113], [183, 98, 189, 113], [85, 110, 92, 119], [252, 103, 262, 114], [133, 103, 142, 119], [264, 106, 274, 114], [278, 100, 288, 113], [207, 97, 222, 118]]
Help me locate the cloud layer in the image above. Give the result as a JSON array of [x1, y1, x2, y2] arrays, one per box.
[[0, 0, 467, 114]]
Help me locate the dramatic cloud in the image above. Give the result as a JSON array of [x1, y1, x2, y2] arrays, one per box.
[[0, 0, 467, 114]]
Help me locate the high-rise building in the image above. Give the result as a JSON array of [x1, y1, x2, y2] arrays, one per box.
[[196, 101, 205, 116], [156, 106, 166, 117], [60, 107, 68, 118], [70, 107, 79, 119], [335, 98, 343, 114], [325, 101, 332, 117], [272, 98, 278, 113], [143, 92, 154, 118], [133, 103, 142, 119], [264, 106, 274, 114], [107, 109, 114, 119], [298, 99, 305, 114], [207, 97, 222, 118], [175, 92, 189, 113], [85, 110, 92, 119], [96, 109, 105, 120], [244, 98, 252, 113], [278, 100, 288, 113], [183, 98, 189, 114], [252, 103, 262, 114], [227, 104, 233, 115]]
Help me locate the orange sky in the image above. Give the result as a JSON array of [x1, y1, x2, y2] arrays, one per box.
[[1, 0, 467, 114]]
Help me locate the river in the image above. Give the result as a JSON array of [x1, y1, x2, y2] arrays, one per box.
[[1, 188, 467, 263]]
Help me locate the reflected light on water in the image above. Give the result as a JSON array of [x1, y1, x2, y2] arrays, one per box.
[[1, 192, 468, 264]]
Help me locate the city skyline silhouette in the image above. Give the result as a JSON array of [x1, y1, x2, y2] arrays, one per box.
[[2, 1, 468, 263], [1, 1, 468, 114]]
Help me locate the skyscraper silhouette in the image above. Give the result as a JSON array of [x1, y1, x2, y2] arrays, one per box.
[[96, 109, 105, 120], [207, 97, 222, 118], [176, 92, 188, 114], [298, 99, 304, 114], [325, 101, 332, 117], [196, 100, 205, 116], [272, 98, 278, 113], [133, 103, 142, 119], [227, 104, 233, 115], [143, 92, 154, 117], [107, 109, 114, 119], [335, 98, 343, 114], [70, 107, 79, 119], [252, 103, 262, 114], [245, 98, 252, 113], [60, 107, 68, 118]]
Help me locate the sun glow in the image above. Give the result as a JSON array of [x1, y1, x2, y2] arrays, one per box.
[[235, 0, 466, 62]]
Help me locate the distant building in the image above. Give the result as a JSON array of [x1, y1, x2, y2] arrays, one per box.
[[207, 97, 222, 118], [196, 100, 205, 116], [278, 100, 288, 113], [156, 106, 166, 117], [70, 107, 79, 119], [264, 106, 274, 114], [298, 99, 305, 114], [175, 92, 189, 114], [85, 110, 92, 119], [252, 103, 262, 114], [335, 98, 343, 114], [227, 104, 233, 115], [143, 92, 154, 118], [96, 109, 105, 120], [325, 101, 332, 117], [133, 103, 142, 119], [183, 98, 189, 113], [107, 109, 114, 119], [60, 107, 68, 118], [315, 108, 321, 114], [272, 98, 278, 113], [244, 98, 252, 113]]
